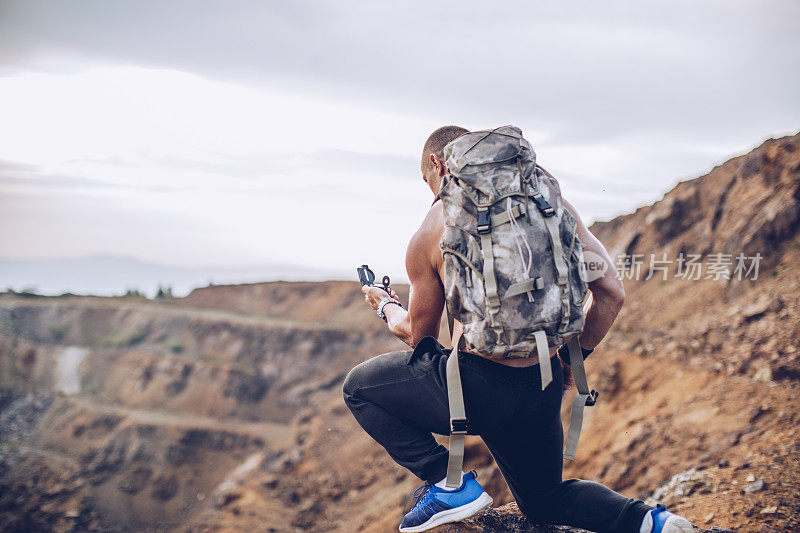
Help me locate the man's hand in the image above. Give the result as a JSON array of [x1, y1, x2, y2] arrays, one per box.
[[362, 284, 413, 345], [361, 285, 400, 311]]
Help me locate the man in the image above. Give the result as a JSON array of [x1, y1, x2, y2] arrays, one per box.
[[343, 126, 692, 533]]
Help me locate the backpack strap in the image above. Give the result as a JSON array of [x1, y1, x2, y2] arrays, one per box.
[[477, 213, 506, 358], [443, 318, 554, 488], [479, 231, 500, 313], [524, 163, 572, 333], [491, 204, 526, 227], [504, 276, 544, 298], [532, 330, 553, 391], [446, 307, 454, 340], [539, 198, 572, 331], [563, 337, 599, 460], [445, 327, 467, 488]]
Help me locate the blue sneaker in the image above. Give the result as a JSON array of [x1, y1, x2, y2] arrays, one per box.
[[399, 471, 493, 532], [642, 504, 694, 533]]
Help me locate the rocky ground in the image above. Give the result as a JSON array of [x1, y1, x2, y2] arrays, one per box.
[[1, 133, 798, 532], [429, 502, 733, 532]]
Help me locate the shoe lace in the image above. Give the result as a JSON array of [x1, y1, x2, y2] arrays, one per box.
[[410, 482, 433, 508]]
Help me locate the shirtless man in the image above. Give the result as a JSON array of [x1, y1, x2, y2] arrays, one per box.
[[343, 126, 692, 533]]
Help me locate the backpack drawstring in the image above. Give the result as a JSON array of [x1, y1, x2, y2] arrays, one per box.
[[506, 198, 535, 302]]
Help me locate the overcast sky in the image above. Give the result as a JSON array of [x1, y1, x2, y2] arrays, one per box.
[[1, 0, 798, 284]]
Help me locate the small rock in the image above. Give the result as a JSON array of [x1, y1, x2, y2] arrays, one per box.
[[754, 366, 773, 382], [742, 300, 771, 321], [215, 488, 242, 508], [760, 506, 778, 514], [749, 405, 772, 423], [718, 459, 730, 468], [742, 478, 765, 493], [746, 473, 756, 482], [704, 512, 715, 523], [646, 468, 709, 504]]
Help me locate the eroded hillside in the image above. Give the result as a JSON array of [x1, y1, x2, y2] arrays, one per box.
[[0, 288, 409, 531], [1, 133, 799, 532]]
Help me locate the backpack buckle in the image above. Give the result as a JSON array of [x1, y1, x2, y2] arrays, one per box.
[[532, 193, 555, 217], [476, 209, 492, 234], [450, 417, 469, 435], [585, 390, 599, 407]]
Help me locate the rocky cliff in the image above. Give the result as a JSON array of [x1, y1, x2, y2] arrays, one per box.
[[1, 133, 798, 532]]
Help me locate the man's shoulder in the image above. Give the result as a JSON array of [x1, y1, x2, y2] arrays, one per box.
[[413, 200, 444, 246], [406, 200, 444, 272]]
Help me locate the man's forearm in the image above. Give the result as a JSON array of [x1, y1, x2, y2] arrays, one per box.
[[384, 304, 414, 347], [579, 290, 624, 350]]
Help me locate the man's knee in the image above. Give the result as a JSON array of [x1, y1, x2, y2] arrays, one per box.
[[342, 350, 410, 405], [342, 361, 367, 404]]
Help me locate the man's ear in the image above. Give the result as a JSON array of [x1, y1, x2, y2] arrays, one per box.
[[429, 154, 446, 176]]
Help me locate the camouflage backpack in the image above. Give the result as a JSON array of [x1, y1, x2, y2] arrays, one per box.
[[437, 126, 596, 487]]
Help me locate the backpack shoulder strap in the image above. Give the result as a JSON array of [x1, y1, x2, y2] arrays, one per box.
[[444, 318, 554, 487], [445, 327, 467, 488], [563, 336, 599, 460]]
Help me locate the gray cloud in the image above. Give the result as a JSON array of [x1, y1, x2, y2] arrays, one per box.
[[0, 160, 39, 173], [0, 149, 420, 200], [153, 149, 418, 180], [0, 158, 121, 191], [1, 0, 797, 148]]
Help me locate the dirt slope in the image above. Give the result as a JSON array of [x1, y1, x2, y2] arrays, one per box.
[[559, 133, 800, 531], [1, 132, 799, 532]]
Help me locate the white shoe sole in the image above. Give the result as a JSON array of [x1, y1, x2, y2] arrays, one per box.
[[399, 492, 493, 532], [661, 515, 694, 533]]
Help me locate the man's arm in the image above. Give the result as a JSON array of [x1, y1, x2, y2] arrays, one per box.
[[402, 225, 446, 346], [361, 205, 446, 347], [563, 199, 626, 350]]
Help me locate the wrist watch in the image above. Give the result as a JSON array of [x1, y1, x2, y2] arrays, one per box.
[[377, 297, 403, 322]]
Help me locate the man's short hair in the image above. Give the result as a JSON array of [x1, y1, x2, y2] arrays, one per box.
[[422, 126, 469, 170]]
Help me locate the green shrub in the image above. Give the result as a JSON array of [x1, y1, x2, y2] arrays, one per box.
[[101, 327, 148, 348], [168, 341, 184, 354], [49, 324, 66, 342], [125, 328, 147, 346]]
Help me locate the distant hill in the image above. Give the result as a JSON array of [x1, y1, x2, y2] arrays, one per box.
[[0, 255, 350, 297]]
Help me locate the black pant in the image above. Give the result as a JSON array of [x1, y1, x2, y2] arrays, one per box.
[[342, 336, 651, 533]]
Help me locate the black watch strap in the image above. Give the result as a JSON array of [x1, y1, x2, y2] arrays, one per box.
[[558, 344, 593, 363]]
